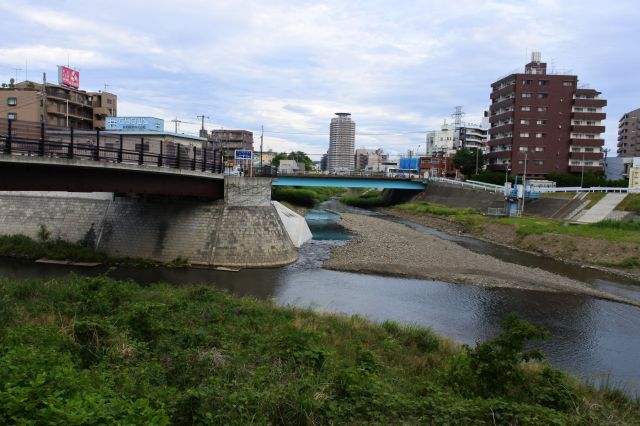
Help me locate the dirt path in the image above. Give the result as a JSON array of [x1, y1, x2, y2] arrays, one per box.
[[324, 213, 640, 308]]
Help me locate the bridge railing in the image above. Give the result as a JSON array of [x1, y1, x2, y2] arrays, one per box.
[[275, 170, 419, 179], [0, 119, 225, 174]]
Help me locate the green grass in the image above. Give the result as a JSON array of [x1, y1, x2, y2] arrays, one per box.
[[394, 202, 640, 244], [0, 234, 159, 267], [341, 189, 389, 208], [585, 192, 606, 209], [0, 274, 637, 424], [272, 186, 346, 207], [616, 194, 640, 214]]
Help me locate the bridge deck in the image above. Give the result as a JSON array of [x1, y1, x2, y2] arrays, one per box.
[[273, 175, 426, 190]]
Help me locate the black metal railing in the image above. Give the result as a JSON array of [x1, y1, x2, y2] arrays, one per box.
[[0, 119, 224, 174]]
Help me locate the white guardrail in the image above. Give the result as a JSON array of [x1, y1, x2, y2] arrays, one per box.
[[428, 177, 640, 194]]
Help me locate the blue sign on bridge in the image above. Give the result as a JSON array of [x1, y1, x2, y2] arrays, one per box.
[[235, 150, 253, 160]]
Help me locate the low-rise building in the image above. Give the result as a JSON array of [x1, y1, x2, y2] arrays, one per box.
[[419, 155, 457, 178]]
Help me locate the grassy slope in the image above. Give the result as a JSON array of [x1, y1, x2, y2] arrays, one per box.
[[396, 202, 640, 245], [1, 274, 637, 424], [617, 194, 640, 214]]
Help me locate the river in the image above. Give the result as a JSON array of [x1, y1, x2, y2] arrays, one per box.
[[1, 201, 639, 396]]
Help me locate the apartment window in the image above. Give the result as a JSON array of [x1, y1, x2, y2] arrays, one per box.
[[571, 161, 580, 165], [7, 112, 17, 120], [573, 120, 584, 125], [7, 97, 17, 106], [518, 160, 525, 165], [522, 93, 532, 98], [538, 80, 549, 86], [586, 121, 596, 125], [537, 93, 549, 99], [519, 146, 529, 152], [520, 119, 530, 125], [584, 161, 594, 166], [537, 106, 547, 112], [587, 107, 597, 112], [534, 147, 544, 152], [521, 106, 531, 111], [523, 79, 533, 85], [585, 147, 594, 152], [563, 81, 573, 86], [574, 107, 584, 112], [107, 99, 113, 104], [520, 132, 529, 138], [535, 133, 545, 138], [534, 160, 544, 165], [536, 120, 547, 125]]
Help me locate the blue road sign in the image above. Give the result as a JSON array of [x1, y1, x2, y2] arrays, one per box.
[[235, 150, 253, 160]]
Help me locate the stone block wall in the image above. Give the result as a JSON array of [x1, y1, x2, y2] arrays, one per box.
[[0, 192, 297, 268], [224, 176, 272, 206]]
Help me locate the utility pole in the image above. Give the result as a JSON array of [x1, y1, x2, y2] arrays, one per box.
[[170, 116, 183, 134], [260, 125, 264, 171], [103, 83, 111, 92], [65, 100, 69, 128], [197, 114, 209, 132], [41, 72, 47, 123]]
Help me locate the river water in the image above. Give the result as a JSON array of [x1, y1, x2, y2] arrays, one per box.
[[1, 201, 639, 396]]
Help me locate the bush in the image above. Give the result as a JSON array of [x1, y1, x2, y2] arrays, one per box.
[[341, 190, 389, 208]]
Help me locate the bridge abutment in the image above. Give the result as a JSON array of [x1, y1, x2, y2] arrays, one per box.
[[0, 177, 301, 268]]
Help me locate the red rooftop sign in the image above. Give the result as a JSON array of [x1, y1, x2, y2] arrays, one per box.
[[58, 65, 80, 88]]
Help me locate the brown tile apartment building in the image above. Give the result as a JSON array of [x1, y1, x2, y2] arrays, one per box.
[[617, 107, 640, 157], [207, 129, 254, 166], [0, 80, 116, 130], [487, 53, 606, 178]]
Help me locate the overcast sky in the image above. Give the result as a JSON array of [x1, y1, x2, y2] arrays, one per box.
[[1, 0, 638, 160]]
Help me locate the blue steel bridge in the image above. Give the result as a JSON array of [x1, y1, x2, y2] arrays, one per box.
[[272, 175, 426, 190]]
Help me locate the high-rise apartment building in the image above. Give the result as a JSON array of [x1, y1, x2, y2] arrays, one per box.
[[328, 112, 355, 172], [617, 108, 640, 157], [487, 52, 606, 177], [0, 80, 116, 130]]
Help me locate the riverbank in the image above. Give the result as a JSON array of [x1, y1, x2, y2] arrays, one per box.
[[1, 273, 637, 424], [379, 204, 640, 281], [324, 213, 640, 307]]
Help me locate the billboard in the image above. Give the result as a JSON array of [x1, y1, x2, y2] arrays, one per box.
[[58, 65, 80, 88], [105, 116, 164, 131]]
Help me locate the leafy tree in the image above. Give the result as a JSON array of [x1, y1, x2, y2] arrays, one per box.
[[271, 151, 313, 171], [453, 148, 486, 176]]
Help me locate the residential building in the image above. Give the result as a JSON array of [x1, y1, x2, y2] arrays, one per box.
[[327, 112, 355, 172], [354, 147, 388, 170], [278, 159, 300, 174], [487, 52, 606, 178], [458, 122, 489, 152], [426, 122, 455, 155], [208, 129, 254, 166], [617, 107, 640, 157], [320, 153, 328, 171], [354, 148, 369, 170], [0, 80, 116, 130], [419, 155, 457, 178]]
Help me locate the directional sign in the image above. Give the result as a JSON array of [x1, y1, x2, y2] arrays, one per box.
[[235, 150, 253, 160]]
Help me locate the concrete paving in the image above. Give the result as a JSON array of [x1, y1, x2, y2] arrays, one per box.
[[574, 193, 627, 223]]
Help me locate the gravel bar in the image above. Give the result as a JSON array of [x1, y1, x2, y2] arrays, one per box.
[[323, 213, 640, 308]]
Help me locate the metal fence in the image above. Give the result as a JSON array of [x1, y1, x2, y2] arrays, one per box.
[[0, 118, 224, 173]]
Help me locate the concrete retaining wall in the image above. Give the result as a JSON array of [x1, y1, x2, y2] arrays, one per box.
[[415, 182, 504, 210], [0, 192, 297, 268]]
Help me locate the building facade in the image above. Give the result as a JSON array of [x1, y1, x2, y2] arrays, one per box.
[[208, 129, 254, 167], [617, 108, 640, 157], [458, 124, 489, 152], [328, 112, 355, 172], [427, 122, 455, 155], [487, 52, 606, 177], [0, 80, 116, 130], [419, 155, 457, 178]]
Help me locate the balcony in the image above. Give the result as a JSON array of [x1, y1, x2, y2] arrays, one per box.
[[93, 106, 112, 117], [488, 150, 512, 159], [569, 138, 603, 147], [489, 110, 513, 123], [488, 137, 513, 146], [571, 112, 606, 121], [490, 123, 513, 132], [569, 152, 603, 161], [492, 97, 515, 109], [491, 85, 515, 98], [571, 125, 605, 133], [573, 98, 607, 108]]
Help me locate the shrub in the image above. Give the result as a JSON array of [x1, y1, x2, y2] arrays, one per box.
[[37, 224, 51, 242]]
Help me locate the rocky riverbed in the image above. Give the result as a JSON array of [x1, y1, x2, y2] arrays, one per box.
[[324, 213, 640, 307]]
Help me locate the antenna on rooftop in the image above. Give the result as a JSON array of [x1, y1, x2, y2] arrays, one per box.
[[452, 106, 465, 129], [170, 116, 183, 134]]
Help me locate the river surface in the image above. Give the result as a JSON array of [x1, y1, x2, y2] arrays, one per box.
[[1, 201, 639, 396]]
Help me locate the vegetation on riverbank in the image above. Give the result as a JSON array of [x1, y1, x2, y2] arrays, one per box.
[[1, 274, 637, 424], [392, 202, 640, 272], [272, 186, 346, 207], [341, 189, 389, 207], [0, 233, 166, 268], [617, 194, 640, 214]]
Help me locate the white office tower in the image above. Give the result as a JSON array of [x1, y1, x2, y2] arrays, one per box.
[[328, 112, 355, 172]]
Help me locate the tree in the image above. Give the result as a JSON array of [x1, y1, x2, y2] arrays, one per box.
[[271, 151, 313, 171], [453, 148, 487, 176]]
